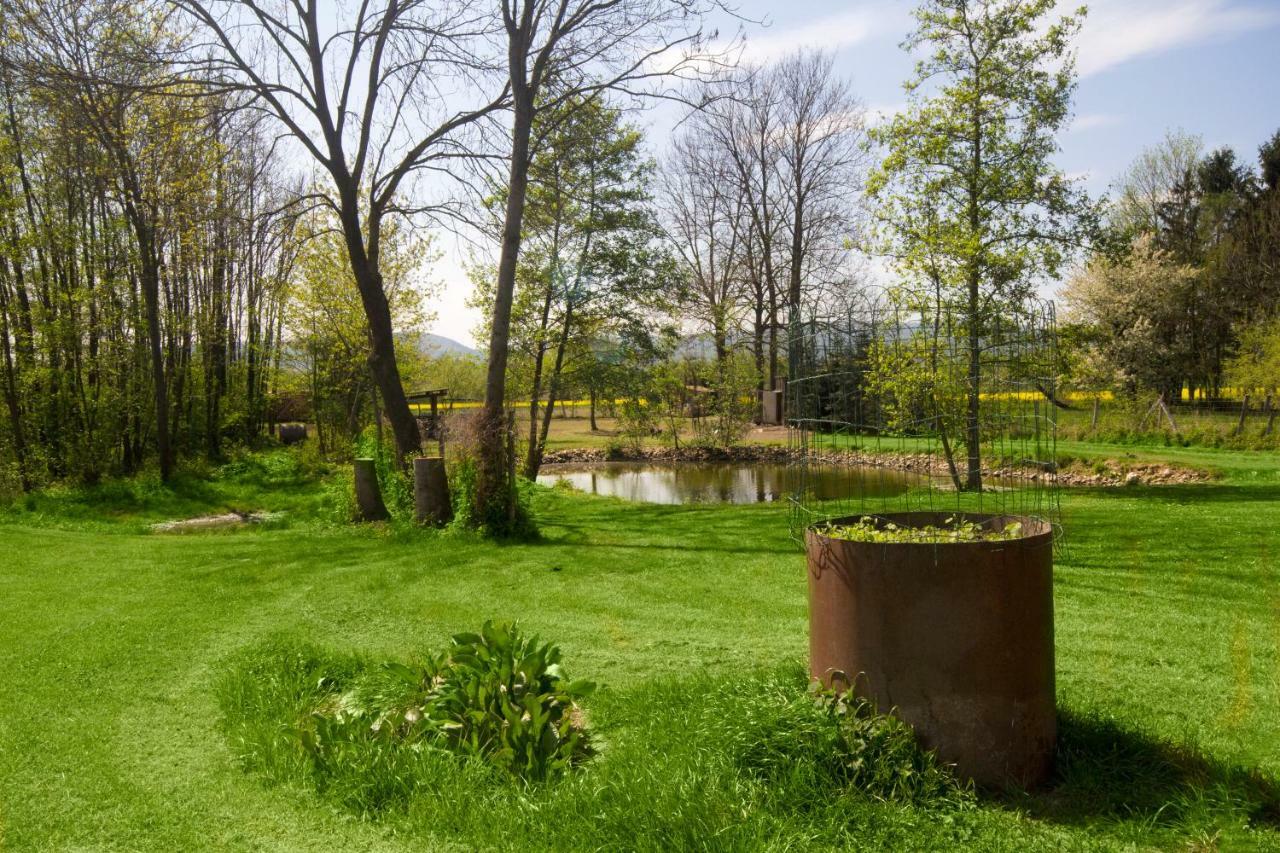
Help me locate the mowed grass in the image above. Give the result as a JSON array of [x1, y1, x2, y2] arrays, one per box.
[[2, 449, 1279, 850]]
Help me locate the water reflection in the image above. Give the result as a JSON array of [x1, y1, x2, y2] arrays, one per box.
[[536, 462, 928, 505]]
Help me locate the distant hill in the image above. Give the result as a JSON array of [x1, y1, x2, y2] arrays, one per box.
[[416, 332, 479, 358]]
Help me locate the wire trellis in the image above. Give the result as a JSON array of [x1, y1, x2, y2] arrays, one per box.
[[786, 286, 1061, 545]]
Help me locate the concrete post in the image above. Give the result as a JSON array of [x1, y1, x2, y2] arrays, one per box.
[[413, 456, 453, 526], [353, 458, 390, 521]]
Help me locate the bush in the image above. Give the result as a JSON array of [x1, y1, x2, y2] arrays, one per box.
[[218, 623, 594, 812], [447, 450, 537, 539], [735, 678, 971, 808]]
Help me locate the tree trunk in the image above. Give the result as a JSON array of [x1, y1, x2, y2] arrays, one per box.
[[476, 90, 535, 526], [524, 285, 554, 481], [965, 272, 982, 491], [132, 214, 171, 482], [337, 197, 420, 463], [413, 456, 452, 526], [528, 305, 573, 479], [0, 278, 31, 491]]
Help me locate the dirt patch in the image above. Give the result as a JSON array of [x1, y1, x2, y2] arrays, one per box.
[[150, 510, 283, 533], [540, 445, 1215, 488]]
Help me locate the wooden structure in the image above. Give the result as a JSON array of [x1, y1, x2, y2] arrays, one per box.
[[406, 388, 449, 456]]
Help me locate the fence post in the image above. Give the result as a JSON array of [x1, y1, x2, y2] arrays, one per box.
[[1234, 394, 1251, 436], [1160, 395, 1178, 432]]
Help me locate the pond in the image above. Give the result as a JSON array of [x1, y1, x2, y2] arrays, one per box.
[[536, 461, 931, 505]]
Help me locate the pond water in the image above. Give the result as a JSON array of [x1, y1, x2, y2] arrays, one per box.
[[536, 461, 930, 505]]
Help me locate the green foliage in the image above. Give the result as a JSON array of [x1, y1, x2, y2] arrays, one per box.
[[288, 209, 435, 457], [447, 453, 538, 538], [218, 623, 595, 812], [353, 428, 414, 519], [692, 352, 760, 449], [738, 681, 971, 807], [818, 515, 1025, 545], [219, 638, 975, 827], [0, 448, 332, 531], [868, 0, 1098, 486], [1226, 318, 1280, 395]]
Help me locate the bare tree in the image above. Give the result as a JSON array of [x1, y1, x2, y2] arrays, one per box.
[[675, 50, 866, 391], [662, 129, 749, 365], [170, 0, 508, 461], [473, 0, 734, 528], [700, 66, 786, 388], [774, 50, 867, 337]]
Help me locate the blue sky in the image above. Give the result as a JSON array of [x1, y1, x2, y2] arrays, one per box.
[[428, 0, 1280, 348]]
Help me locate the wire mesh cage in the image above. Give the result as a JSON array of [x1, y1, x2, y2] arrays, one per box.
[[786, 285, 1061, 544]]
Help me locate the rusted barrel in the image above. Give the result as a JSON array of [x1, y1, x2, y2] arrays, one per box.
[[413, 456, 452, 526], [278, 423, 307, 445], [806, 511, 1055, 788]]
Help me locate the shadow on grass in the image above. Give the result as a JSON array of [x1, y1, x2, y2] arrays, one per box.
[[1064, 482, 1280, 506], [1006, 710, 1280, 832]]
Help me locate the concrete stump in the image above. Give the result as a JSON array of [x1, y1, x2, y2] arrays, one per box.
[[761, 389, 783, 425], [413, 456, 452, 526], [353, 458, 390, 522]]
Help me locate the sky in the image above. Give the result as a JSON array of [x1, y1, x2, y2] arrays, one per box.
[[426, 0, 1280, 349]]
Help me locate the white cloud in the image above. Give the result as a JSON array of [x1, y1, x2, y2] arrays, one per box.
[[740, 7, 900, 65], [1076, 0, 1280, 77]]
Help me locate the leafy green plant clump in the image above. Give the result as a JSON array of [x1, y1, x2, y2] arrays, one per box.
[[219, 622, 593, 811], [819, 515, 1025, 544], [738, 679, 972, 808]]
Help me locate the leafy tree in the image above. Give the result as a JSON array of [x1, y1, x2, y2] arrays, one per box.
[[1226, 319, 1280, 398], [473, 96, 674, 478], [1111, 130, 1203, 237], [868, 0, 1097, 490], [474, 0, 730, 531], [1061, 237, 1199, 399], [288, 212, 433, 455]]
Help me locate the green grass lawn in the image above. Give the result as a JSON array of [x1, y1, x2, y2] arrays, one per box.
[[2, 447, 1279, 850]]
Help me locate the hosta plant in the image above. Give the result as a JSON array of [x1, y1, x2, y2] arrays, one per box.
[[293, 621, 594, 783]]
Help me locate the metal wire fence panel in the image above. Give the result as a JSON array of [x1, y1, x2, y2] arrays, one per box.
[[786, 287, 1061, 547]]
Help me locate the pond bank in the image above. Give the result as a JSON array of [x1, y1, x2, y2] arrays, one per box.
[[541, 445, 1215, 487]]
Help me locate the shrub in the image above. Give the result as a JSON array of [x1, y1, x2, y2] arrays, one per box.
[[736, 679, 972, 808], [446, 451, 537, 538], [218, 623, 594, 812]]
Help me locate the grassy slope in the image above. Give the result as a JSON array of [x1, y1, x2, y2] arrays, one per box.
[[1, 449, 1279, 850]]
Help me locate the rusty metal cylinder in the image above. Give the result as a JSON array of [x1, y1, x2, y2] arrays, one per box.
[[806, 512, 1055, 788], [277, 423, 307, 445]]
